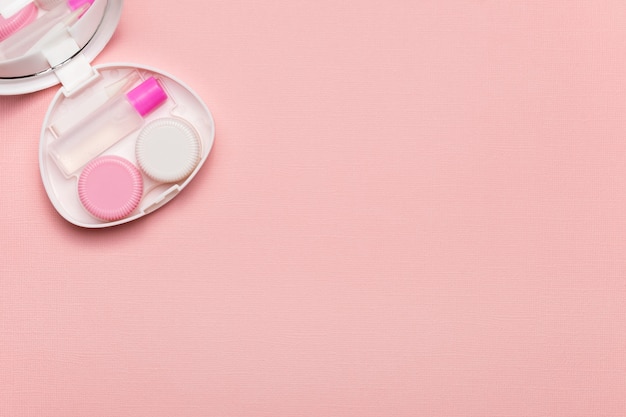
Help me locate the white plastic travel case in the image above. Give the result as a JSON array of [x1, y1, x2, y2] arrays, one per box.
[[0, 0, 215, 228]]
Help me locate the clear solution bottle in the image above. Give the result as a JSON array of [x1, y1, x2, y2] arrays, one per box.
[[49, 77, 168, 176]]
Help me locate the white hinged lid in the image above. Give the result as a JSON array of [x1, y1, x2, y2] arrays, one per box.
[[0, 0, 121, 95]]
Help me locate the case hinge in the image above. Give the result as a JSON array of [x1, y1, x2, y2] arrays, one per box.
[[42, 29, 97, 96]]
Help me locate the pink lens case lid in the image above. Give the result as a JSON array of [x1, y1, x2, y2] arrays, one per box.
[[78, 155, 143, 222]]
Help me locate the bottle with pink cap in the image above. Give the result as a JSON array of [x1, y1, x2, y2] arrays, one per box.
[[49, 76, 168, 177]]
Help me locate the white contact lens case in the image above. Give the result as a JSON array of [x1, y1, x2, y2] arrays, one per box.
[[0, 0, 215, 228]]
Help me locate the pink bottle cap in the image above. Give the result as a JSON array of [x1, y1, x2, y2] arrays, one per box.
[[68, 0, 95, 11], [126, 77, 168, 117], [0, 3, 37, 42], [78, 156, 143, 221]]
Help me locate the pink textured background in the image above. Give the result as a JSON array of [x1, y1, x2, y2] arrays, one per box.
[[2, 0, 626, 415]]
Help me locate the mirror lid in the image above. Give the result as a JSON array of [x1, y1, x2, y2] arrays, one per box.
[[0, 0, 122, 95], [0, 0, 32, 18]]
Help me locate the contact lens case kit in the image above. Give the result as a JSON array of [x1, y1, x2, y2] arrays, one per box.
[[0, 0, 215, 227]]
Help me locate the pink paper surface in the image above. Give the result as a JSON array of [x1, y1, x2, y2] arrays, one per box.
[[1, 1, 626, 415]]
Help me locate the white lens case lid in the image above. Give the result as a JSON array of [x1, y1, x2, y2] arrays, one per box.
[[136, 117, 202, 184]]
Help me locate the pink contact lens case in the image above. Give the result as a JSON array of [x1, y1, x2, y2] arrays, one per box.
[[78, 155, 143, 221], [0, 0, 215, 228]]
